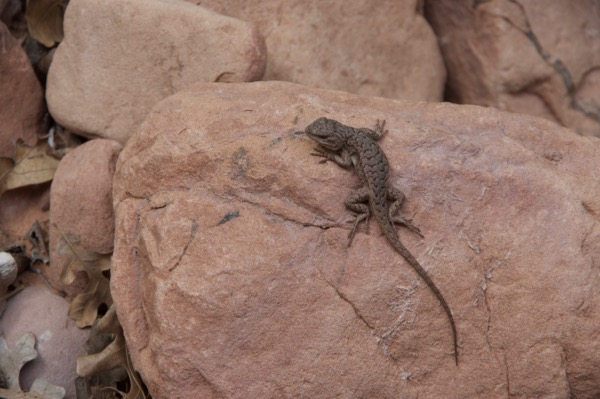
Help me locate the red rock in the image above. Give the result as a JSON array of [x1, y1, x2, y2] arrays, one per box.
[[194, 0, 445, 101], [0, 21, 44, 159], [426, 0, 600, 136], [111, 81, 600, 398], [0, 286, 88, 399], [49, 139, 122, 298], [46, 0, 266, 144]]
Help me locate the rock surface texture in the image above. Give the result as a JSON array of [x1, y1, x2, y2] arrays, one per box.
[[46, 0, 266, 143], [49, 139, 122, 297], [111, 81, 600, 398], [0, 287, 88, 399], [426, 0, 600, 136], [192, 0, 444, 101], [0, 21, 44, 159]]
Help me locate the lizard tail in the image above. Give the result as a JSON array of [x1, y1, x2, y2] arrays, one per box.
[[379, 216, 459, 366]]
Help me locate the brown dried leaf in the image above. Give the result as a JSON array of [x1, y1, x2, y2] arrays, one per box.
[[57, 233, 112, 328], [77, 306, 125, 378], [28, 221, 50, 265], [0, 157, 13, 193], [122, 362, 145, 399], [0, 140, 59, 196], [26, 0, 68, 48], [77, 305, 147, 399]]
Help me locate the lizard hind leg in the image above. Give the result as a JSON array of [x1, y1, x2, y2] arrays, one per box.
[[344, 186, 371, 246], [357, 119, 388, 141], [387, 186, 424, 238]]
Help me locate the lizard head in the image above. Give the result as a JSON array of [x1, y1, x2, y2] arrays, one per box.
[[304, 117, 344, 150]]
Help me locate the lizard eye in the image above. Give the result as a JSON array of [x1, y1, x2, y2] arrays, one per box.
[[304, 118, 343, 149]]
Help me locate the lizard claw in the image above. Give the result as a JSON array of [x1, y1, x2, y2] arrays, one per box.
[[310, 152, 328, 163], [391, 215, 424, 238], [311, 147, 330, 163], [408, 225, 424, 238], [375, 119, 389, 136]]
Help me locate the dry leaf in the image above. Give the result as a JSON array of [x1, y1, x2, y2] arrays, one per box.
[[0, 157, 13, 192], [0, 387, 44, 398], [29, 379, 65, 399], [0, 332, 38, 390], [0, 332, 65, 398], [77, 306, 125, 378], [26, 0, 68, 47], [0, 382, 65, 399], [28, 221, 50, 265], [122, 361, 145, 399], [57, 232, 112, 328], [0, 140, 59, 196], [77, 306, 126, 377], [77, 306, 147, 399]]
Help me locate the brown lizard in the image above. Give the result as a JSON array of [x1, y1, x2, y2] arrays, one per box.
[[304, 117, 458, 365]]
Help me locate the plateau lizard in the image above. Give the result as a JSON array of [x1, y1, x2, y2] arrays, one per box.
[[304, 117, 458, 365]]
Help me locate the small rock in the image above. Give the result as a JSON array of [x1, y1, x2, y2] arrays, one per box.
[[46, 0, 266, 143], [48, 139, 122, 298], [0, 286, 88, 399], [0, 21, 45, 159]]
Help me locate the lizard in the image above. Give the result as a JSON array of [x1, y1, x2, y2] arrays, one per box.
[[303, 116, 458, 365]]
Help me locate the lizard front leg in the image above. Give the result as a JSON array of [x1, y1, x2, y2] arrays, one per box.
[[345, 186, 371, 246], [311, 146, 354, 168], [387, 186, 423, 237]]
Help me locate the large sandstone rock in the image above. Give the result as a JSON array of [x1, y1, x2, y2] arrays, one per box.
[[49, 139, 122, 298], [191, 0, 445, 101], [0, 21, 44, 159], [426, 0, 600, 136], [112, 81, 600, 398], [46, 0, 266, 144]]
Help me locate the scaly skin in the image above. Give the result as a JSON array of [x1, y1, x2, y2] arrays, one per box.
[[304, 117, 458, 365]]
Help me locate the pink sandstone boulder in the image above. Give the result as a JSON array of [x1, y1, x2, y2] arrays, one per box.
[[111, 81, 600, 398], [192, 0, 445, 101], [0, 286, 88, 399], [46, 0, 266, 144], [49, 139, 122, 298], [426, 0, 600, 136]]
